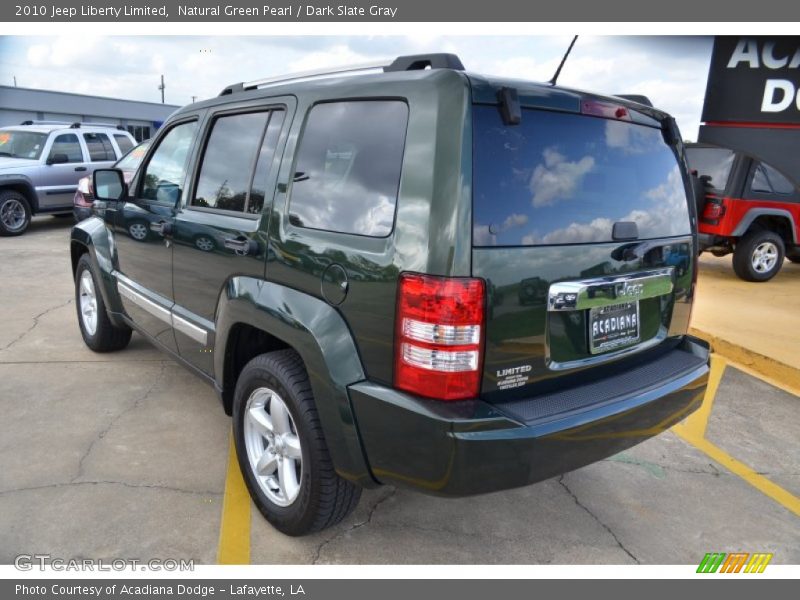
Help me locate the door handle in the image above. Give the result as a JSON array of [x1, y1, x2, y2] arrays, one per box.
[[150, 220, 173, 236], [223, 236, 258, 256], [74, 166, 87, 172]]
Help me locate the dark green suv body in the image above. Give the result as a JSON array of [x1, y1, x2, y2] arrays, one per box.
[[70, 54, 710, 535]]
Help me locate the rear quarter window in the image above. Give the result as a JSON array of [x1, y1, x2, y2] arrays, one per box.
[[287, 100, 409, 237], [472, 106, 692, 246]]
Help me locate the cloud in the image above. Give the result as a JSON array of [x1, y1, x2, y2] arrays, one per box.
[[502, 213, 528, 229], [521, 166, 690, 245], [605, 120, 662, 154], [529, 147, 595, 207]]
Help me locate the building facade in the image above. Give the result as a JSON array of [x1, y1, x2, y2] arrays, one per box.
[[0, 85, 181, 142]]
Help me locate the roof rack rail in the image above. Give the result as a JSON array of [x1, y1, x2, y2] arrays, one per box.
[[20, 120, 72, 126], [69, 121, 125, 129], [219, 53, 465, 96]]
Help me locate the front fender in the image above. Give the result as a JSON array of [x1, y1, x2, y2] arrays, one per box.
[[70, 218, 127, 327], [0, 174, 38, 211], [215, 278, 376, 488]]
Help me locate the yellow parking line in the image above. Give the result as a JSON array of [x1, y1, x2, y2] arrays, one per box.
[[673, 354, 800, 518], [674, 429, 800, 517], [673, 354, 726, 439], [217, 432, 251, 564]]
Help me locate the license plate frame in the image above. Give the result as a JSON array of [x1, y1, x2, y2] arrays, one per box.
[[589, 301, 640, 355]]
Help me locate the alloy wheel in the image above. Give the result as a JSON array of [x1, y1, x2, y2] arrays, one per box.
[[243, 387, 303, 507], [0, 198, 26, 232]]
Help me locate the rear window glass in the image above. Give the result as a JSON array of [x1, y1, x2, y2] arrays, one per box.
[[472, 106, 691, 247], [83, 133, 116, 162], [114, 134, 134, 155], [288, 101, 408, 237], [685, 146, 735, 190]]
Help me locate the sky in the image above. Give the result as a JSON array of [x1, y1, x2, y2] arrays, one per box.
[[0, 35, 713, 139]]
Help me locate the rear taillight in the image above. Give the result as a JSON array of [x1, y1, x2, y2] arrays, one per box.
[[702, 197, 726, 220], [394, 273, 485, 401]]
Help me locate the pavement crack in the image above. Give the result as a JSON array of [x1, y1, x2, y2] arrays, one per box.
[[0, 298, 73, 351], [0, 480, 221, 497], [312, 487, 396, 565], [71, 363, 168, 483], [558, 475, 640, 564]]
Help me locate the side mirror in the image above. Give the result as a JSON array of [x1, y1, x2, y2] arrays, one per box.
[[46, 153, 69, 165], [93, 169, 127, 202]]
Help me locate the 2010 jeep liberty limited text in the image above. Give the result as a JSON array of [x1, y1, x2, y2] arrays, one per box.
[[70, 54, 710, 535]]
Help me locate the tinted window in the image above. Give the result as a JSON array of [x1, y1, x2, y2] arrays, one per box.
[[193, 112, 271, 213], [751, 163, 795, 195], [472, 106, 691, 246], [114, 134, 134, 155], [288, 101, 408, 237], [685, 146, 735, 190], [83, 133, 116, 162], [249, 111, 285, 215], [140, 121, 197, 205], [49, 133, 83, 163]]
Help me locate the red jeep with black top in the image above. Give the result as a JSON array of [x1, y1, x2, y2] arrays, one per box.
[[686, 143, 800, 282]]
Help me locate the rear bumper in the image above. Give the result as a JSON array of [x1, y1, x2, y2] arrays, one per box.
[[349, 336, 710, 496]]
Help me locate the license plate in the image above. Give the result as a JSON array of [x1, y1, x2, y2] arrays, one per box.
[[589, 301, 640, 354]]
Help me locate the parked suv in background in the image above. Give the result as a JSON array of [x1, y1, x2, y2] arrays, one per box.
[[73, 139, 151, 222], [0, 121, 136, 235], [71, 54, 710, 535], [686, 142, 800, 281]]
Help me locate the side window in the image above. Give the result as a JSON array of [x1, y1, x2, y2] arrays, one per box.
[[48, 133, 83, 163], [140, 121, 198, 205], [249, 110, 285, 215], [192, 111, 275, 213], [751, 163, 795, 196], [83, 133, 116, 162], [114, 134, 134, 155], [288, 101, 408, 237]]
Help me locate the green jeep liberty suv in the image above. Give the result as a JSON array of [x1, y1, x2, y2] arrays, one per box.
[[70, 54, 710, 536]]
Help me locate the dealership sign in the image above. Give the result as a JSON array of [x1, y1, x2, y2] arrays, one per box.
[[702, 37, 800, 125]]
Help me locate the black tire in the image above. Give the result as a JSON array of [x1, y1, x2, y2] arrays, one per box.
[[732, 230, 785, 282], [232, 349, 361, 536], [74, 254, 133, 352], [0, 190, 32, 236]]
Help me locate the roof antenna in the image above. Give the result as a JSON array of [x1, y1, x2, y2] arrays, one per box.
[[549, 35, 578, 86]]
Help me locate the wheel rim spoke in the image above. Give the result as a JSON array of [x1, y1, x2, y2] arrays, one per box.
[[256, 449, 278, 476], [248, 406, 273, 437], [279, 456, 299, 500], [283, 434, 302, 460], [270, 398, 291, 435]]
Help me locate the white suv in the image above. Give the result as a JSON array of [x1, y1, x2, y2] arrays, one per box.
[[0, 121, 136, 236]]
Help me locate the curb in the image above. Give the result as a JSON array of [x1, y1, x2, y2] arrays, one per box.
[[689, 327, 800, 396]]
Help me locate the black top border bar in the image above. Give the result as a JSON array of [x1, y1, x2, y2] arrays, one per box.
[[2, 0, 799, 22]]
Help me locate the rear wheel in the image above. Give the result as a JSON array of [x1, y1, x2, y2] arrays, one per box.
[[0, 190, 31, 236], [732, 230, 785, 282], [75, 254, 133, 352], [232, 350, 361, 536]]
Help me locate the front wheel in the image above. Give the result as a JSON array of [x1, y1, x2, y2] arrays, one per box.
[[0, 190, 32, 236], [75, 254, 133, 352], [232, 350, 361, 536], [732, 230, 785, 282]]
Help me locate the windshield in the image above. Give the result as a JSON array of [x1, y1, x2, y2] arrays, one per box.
[[472, 106, 692, 246], [115, 140, 151, 172], [0, 130, 48, 160]]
